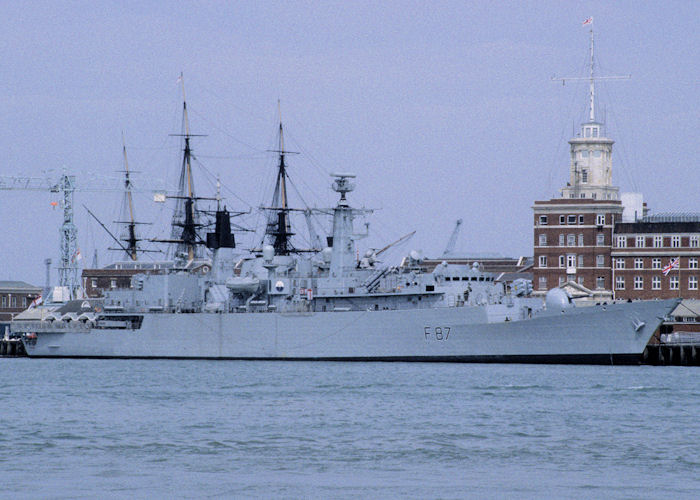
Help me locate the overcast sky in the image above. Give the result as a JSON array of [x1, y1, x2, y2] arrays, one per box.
[[1, 1, 698, 285]]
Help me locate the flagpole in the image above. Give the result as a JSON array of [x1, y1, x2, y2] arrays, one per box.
[[678, 257, 682, 299]]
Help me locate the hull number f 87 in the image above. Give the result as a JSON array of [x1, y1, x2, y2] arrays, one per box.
[[424, 326, 450, 341]]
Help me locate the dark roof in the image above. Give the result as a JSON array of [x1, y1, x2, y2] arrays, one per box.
[[615, 222, 700, 234], [0, 281, 42, 292], [534, 198, 622, 206]]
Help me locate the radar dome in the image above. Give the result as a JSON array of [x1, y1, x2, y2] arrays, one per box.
[[322, 247, 332, 263], [409, 249, 423, 262], [262, 245, 274, 262], [545, 288, 574, 310]]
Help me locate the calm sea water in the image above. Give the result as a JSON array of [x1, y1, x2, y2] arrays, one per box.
[[1, 359, 698, 499]]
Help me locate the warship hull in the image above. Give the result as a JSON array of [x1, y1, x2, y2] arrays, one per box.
[[17, 299, 677, 364]]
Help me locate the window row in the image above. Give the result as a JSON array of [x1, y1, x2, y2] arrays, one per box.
[[0, 296, 26, 308], [537, 254, 608, 268], [537, 214, 607, 226], [615, 235, 700, 248], [567, 192, 617, 200], [615, 275, 698, 291], [538, 233, 606, 247], [613, 257, 698, 270]]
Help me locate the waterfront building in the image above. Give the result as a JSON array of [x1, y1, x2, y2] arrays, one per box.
[[533, 28, 644, 302], [0, 281, 42, 322], [612, 214, 700, 300], [82, 260, 211, 298]]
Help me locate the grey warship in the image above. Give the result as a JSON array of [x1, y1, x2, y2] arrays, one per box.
[[11, 169, 678, 363]]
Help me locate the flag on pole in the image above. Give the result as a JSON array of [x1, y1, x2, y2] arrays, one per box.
[[662, 257, 680, 276], [29, 295, 43, 309], [582, 17, 593, 26]]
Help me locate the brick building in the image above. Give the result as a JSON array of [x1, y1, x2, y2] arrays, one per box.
[[531, 91, 644, 302], [611, 215, 700, 300], [82, 260, 212, 298], [533, 198, 622, 300], [0, 281, 42, 322]]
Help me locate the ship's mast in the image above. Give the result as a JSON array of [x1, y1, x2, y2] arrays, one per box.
[[120, 133, 138, 261], [264, 102, 297, 255], [170, 73, 202, 261]]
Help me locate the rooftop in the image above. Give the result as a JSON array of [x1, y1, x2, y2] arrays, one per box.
[[642, 213, 700, 223], [0, 281, 42, 292]]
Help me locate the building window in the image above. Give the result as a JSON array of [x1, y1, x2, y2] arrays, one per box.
[[672, 235, 681, 248], [634, 258, 644, 270], [567, 234, 576, 246], [577, 276, 584, 285], [567, 254, 576, 268], [538, 277, 547, 290], [110, 279, 117, 289], [578, 255, 584, 267], [539, 234, 547, 246], [578, 234, 584, 246], [596, 276, 605, 290], [615, 258, 625, 269], [634, 276, 643, 290], [567, 215, 577, 225], [691, 236, 699, 248], [539, 215, 548, 225], [652, 276, 661, 290], [560, 215, 566, 225], [91, 278, 97, 288], [581, 169, 588, 183], [22, 297, 27, 308], [636, 236, 645, 247], [670, 276, 679, 290], [615, 276, 625, 290], [596, 214, 605, 225], [581, 150, 589, 158], [653, 236, 663, 248], [11, 296, 16, 307], [690, 258, 698, 269], [559, 255, 565, 268], [539, 255, 547, 268], [652, 258, 661, 269], [596, 233, 605, 246], [596, 255, 605, 267], [1, 296, 5, 308], [689, 276, 698, 290], [579, 215, 584, 224], [559, 234, 565, 246], [616, 236, 627, 248], [559, 276, 566, 286]]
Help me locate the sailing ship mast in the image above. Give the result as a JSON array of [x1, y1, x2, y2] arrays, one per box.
[[169, 73, 206, 261], [118, 133, 139, 261], [263, 103, 298, 255]]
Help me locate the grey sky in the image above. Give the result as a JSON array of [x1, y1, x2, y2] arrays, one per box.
[[1, 1, 698, 285]]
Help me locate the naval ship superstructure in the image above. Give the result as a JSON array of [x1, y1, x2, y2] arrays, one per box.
[[11, 172, 678, 363]]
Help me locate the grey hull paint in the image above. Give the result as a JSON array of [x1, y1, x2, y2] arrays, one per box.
[[21, 299, 677, 363]]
